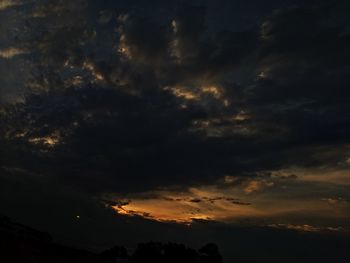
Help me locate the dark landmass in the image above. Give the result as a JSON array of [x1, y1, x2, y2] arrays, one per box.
[[0, 216, 222, 263], [2, 215, 350, 263]]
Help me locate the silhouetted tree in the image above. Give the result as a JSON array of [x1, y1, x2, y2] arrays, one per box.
[[199, 243, 222, 263], [99, 246, 128, 263], [130, 242, 163, 263], [129, 242, 222, 263], [163, 243, 198, 263]]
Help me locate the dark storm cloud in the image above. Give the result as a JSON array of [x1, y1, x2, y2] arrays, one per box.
[[256, 5, 350, 104], [246, 3, 350, 157], [108, 1, 257, 90], [1, 2, 350, 262], [1, 0, 350, 196], [1, 0, 255, 194], [0, 3, 30, 104]]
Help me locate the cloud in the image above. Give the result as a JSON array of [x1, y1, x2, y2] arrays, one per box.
[[0, 0, 257, 194], [244, 181, 261, 194], [268, 223, 346, 233], [1, 3, 350, 263], [0, 0, 22, 11], [249, 4, 350, 150], [0, 47, 27, 59], [1, 1, 350, 241], [321, 197, 348, 206], [1, 0, 350, 196], [106, 187, 260, 224]]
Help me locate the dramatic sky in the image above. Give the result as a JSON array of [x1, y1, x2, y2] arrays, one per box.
[[1, 0, 350, 262]]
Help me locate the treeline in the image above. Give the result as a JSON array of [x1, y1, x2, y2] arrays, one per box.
[[1, 216, 222, 263], [99, 242, 222, 263]]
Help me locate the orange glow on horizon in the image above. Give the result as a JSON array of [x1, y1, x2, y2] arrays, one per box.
[[109, 187, 264, 224]]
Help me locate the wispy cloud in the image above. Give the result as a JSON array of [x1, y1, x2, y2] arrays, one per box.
[[0, 47, 27, 59], [0, 0, 22, 11]]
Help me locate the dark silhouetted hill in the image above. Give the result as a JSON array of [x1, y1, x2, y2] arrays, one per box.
[[0, 216, 96, 263], [0, 216, 222, 263]]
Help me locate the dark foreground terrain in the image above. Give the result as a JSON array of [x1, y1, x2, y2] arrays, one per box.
[[0, 216, 222, 263], [2, 215, 350, 263]]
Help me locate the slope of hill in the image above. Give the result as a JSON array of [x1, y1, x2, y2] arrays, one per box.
[[0, 216, 222, 263]]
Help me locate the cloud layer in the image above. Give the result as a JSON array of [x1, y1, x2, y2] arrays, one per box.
[[1, 2, 350, 259]]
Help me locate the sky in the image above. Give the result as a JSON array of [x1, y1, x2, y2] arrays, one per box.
[[1, 0, 350, 262]]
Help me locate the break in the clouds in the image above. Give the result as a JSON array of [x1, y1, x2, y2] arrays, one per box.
[[1, 1, 350, 258]]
